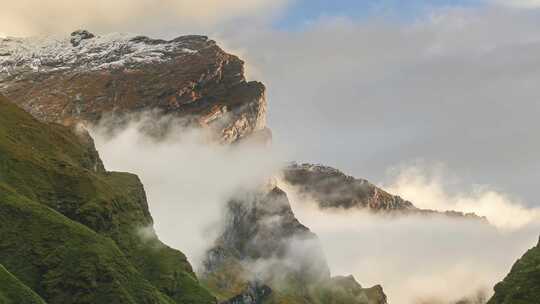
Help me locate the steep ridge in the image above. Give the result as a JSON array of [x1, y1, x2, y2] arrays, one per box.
[[487, 237, 540, 303], [283, 163, 483, 219], [0, 31, 385, 304], [283, 163, 415, 211], [0, 95, 214, 304]]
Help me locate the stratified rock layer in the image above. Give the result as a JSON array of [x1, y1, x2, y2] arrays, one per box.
[[0, 31, 266, 143]]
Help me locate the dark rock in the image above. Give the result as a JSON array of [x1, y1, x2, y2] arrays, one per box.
[[283, 162, 415, 211], [283, 162, 485, 221], [70, 29, 95, 46]]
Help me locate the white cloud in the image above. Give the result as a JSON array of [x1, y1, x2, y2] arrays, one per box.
[[282, 181, 540, 304], [90, 113, 286, 268], [384, 164, 540, 230], [0, 0, 289, 37]]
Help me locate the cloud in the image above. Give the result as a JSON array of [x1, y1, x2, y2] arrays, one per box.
[[218, 7, 540, 207], [490, 0, 540, 8], [0, 0, 289, 37], [90, 112, 286, 267], [384, 164, 540, 230], [281, 181, 540, 304]]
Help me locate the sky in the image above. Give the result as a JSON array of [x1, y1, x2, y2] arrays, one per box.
[[275, 0, 480, 28]]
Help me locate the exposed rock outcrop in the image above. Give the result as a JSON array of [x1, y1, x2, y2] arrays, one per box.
[[283, 163, 484, 220], [201, 187, 386, 304], [0, 30, 266, 143], [283, 163, 415, 211]]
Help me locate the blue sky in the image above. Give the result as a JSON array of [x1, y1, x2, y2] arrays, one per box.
[[275, 0, 482, 28]]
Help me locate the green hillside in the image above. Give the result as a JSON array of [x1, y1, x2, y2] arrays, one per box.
[[488, 239, 540, 304], [0, 264, 47, 304], [0, 95, 215, 304]]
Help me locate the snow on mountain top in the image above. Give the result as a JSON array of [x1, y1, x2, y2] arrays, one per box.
[[0, 30, 201, 76]]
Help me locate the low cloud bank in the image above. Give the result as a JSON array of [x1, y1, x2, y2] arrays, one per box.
[[384, 165, 540, 230], [281, 172, 540, 304], [90, 113, 285, 267]]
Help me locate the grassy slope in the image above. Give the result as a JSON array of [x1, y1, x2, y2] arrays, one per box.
[[0, 264, 47, 304], [0, 95, 214, 304], [488, 241, 540, 304]]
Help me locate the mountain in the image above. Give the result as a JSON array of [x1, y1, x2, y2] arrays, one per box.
[[0, 94, 215, 304], [0, 30, 267, 143], [283, 163, 483, 219], [283, 163, 415, 211], [487, 237, 540, 303], [0, 31, 386, 304]]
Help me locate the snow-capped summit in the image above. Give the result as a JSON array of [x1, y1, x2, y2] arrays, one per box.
[[0, 30, 200, 76], [0, 30, 266, 143]]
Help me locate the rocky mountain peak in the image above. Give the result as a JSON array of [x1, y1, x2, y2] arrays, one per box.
[[283, 162, 416, 211], [283, 162, 485, 221], [0, 30, 265, 143]]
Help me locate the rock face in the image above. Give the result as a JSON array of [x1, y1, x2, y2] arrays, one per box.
[[202, 187, 331, 298], [201, 187, 387, 304], [283, 163, 415, 211], [283, 163, 483, 220], [488, 237, 540, 304], [0, 95, 215, 304], [0, 30, 266, 143], [0, 31, 386, 304]]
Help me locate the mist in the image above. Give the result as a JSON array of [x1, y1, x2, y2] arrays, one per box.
[[89, 109, 540, 303], [280, 169, 540, 304], [90, 113, 286, 267], [384, 164, 540, 231]]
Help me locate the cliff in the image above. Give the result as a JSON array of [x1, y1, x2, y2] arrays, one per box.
[[0, 30, 267, 143]]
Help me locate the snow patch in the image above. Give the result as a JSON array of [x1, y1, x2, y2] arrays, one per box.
[[0, 31, 199, 77]]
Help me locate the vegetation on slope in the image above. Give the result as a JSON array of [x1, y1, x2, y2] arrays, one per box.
[[0, 95, 214, 304], [488, 239, 540, 304], [0, 264, 47, 304]]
